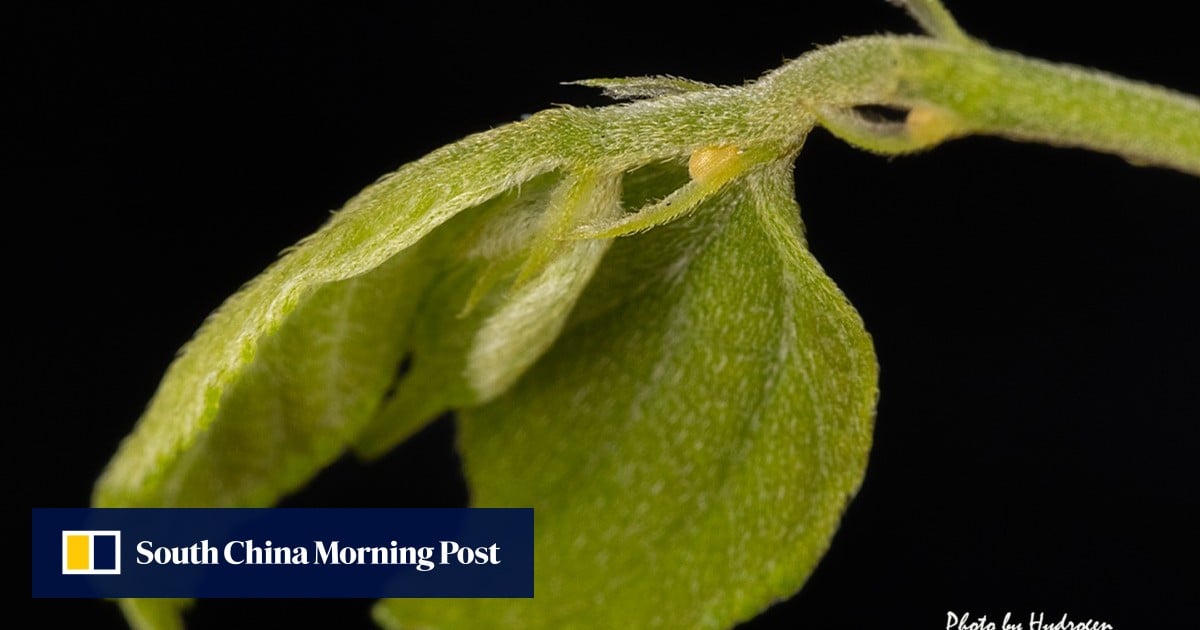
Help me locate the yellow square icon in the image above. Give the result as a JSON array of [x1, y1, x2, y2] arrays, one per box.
[[66, 534, 89, 571]]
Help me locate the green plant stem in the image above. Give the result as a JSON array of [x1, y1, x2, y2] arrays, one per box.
[[765, 36, 1200, 175], [890, 0, 973, 45]]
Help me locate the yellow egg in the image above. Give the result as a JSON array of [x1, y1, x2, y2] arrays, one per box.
[[688, 145, 742, 183], [905, 104, 961, 147]]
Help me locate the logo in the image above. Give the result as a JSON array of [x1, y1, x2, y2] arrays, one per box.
[[35, 509, 532, 597], [62, 531, 121, 575]]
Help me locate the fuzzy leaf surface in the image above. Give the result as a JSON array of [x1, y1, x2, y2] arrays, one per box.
[[376, 164, 878, 629]]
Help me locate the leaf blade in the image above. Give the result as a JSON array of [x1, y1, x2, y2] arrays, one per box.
[[375, 162, 878, 629], [93, 117, 567, 510], [353, 169, 624, 458]]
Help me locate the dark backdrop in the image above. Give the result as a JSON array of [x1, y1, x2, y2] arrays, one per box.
[[18, 2, 1198, 628]]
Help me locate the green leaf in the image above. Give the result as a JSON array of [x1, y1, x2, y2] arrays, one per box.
[[93, 120, 566, 510], [92, 121, 568, 630], [118, 599, 190, 630], [353, 169, 625, 458], [375, 162, 878, 629]]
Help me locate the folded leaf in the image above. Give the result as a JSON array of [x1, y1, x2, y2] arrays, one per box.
[[92, 121, 567, 630], [94, 120, 566, 511], [375, 161, 879, 629], [354, 170, 624, 457]]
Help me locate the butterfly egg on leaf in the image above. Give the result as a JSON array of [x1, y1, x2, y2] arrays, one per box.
[[688, 144, 744, 185], [570, 144, 763, 240], [904, 103, 962, 147]]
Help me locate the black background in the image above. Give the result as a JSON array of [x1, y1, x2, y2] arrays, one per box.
[[18, 2, 1198, 628]]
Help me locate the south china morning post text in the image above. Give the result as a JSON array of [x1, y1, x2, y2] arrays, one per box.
[[32, 508, 534, 598], [135, 538, 501, 571]]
